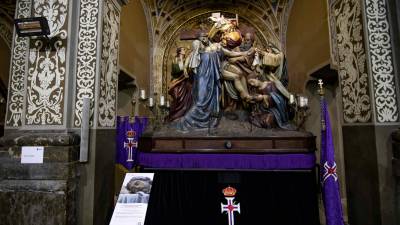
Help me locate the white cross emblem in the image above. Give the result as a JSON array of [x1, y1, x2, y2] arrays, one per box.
[[124, 138, 138, 162], [221, 196, 241, 225]]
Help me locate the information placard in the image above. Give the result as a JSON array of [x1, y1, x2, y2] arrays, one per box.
[[110, 173, 154, 225], [21, 146, 44, 164]]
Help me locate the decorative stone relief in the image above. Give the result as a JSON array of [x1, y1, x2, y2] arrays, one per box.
[[332, 0, 372, 123], [74, 0, 100, 127], [0, 19, 13, 49], [328, 0, 339, 68], [365, 0, 399, 122], [98, 0, 120, 127], [140, 0, 293, 96], [5, 0, 31, 127], [25, 0, 68, 125]]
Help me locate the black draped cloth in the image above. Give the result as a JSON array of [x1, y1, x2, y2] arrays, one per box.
[[144, 170, 319, 225]]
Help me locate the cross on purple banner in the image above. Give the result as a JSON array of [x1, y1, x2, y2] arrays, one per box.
[[123, 130, 138, 162], [116, 116, 148, 170]]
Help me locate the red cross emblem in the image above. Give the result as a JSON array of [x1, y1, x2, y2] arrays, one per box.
[[322, 162, 338, 183]]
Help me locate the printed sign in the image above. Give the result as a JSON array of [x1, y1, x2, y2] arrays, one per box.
[[110, 173, 154, 225], [21, 146, 44, 164]]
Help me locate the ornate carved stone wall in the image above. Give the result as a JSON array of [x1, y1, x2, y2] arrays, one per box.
[[140, 0, 294, 96], [24, 0, 69, 126], [329, 0, 399, 124], [364, 0, 399, 123], [73, 0, 101, 127], [5, 0, 123, 129], [98, 0, 121, 128], [329, 0, 372, 123], [5, 0, 31, 127]]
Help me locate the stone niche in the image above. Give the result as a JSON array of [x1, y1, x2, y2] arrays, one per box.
[[161, 12, 272, 95], [141, 0, 294, 95]]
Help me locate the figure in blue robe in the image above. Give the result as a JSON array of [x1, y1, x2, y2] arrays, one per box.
[[177, 43, 223, 131]]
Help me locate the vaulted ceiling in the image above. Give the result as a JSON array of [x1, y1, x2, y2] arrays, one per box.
[[0, 0, 16, 18], [0, 0, 15, 49]]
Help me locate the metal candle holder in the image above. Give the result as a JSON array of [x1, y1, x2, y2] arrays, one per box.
[[289, 94, 310, 130], [138, 89, 170, 130]]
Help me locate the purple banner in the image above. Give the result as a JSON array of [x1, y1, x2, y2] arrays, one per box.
[[320, 99, 344, 225], [116, 116, 148, 170], [138, 153, 316, 170]]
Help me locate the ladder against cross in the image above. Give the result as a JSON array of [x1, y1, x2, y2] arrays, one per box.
[[124, 138, 138, 162], [221, 197, 241, 225]]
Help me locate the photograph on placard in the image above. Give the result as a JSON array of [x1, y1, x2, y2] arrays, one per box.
[[117, 173, 153, 204]]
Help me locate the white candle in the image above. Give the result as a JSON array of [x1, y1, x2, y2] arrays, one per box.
[[289, 94, 295, 104], [299, 96, 305, 107], [304, 97, 309, 107], [140, 89, 146, 100], [149, 97, 154, 107], [166, 101, 170, 108], [160, 95, 165, 106]]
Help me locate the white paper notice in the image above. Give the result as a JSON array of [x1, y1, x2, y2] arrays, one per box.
[[110, 173, 154, 225], [21, 146, 44, 164], [110, 204, 148, 225]]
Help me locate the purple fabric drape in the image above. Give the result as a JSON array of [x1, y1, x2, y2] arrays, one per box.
[[320, 99, 344, 225], [138, 153, 316, 170], [116, 116, 148, 170]]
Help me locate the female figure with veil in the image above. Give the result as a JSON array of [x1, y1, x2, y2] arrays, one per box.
[[177, 33, 222, 131]]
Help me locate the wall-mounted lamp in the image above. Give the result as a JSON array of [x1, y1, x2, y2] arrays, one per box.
[[14, 17, 50, 37]]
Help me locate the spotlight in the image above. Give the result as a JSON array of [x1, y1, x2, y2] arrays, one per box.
[[14, 17, 50, 37]]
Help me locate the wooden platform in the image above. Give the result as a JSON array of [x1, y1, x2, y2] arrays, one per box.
[[138, 130, 316, 154]]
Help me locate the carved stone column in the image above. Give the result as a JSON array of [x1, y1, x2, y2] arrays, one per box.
[[328, 0, 400, 224], [1, 0, 125, 225]]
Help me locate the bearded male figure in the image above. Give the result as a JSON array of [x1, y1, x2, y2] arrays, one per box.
[[208, 15, 255, 103]]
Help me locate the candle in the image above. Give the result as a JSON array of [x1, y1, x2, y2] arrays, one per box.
[[140, 89, 146, 100], [166, 101, 170, 108], [289, 94, 295, 105], [298, 96, 305, 107], [304, 97, 309, 107], [160, 95, 165, 106], [149, 97, 154, 107]]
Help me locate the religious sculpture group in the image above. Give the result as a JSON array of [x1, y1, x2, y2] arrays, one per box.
[[166, 14, 294, 132]]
